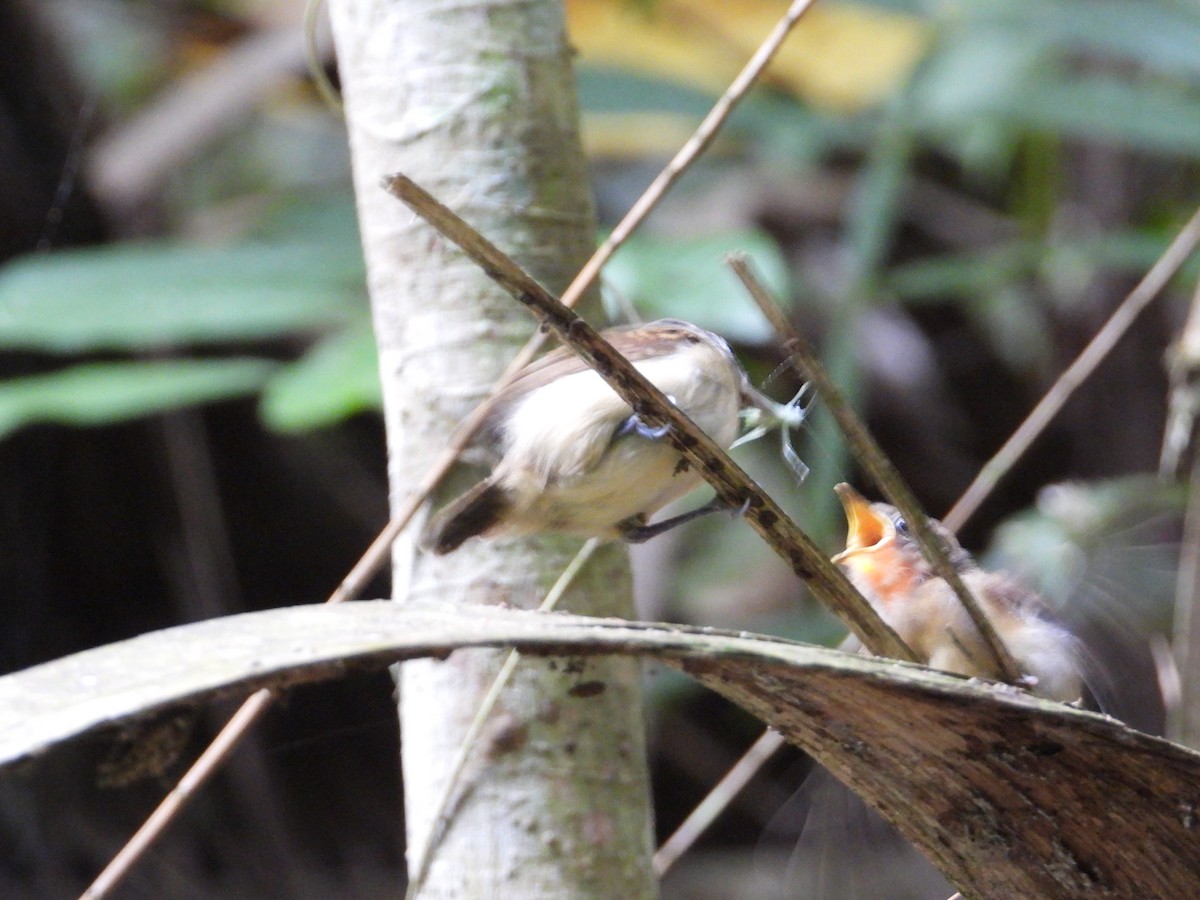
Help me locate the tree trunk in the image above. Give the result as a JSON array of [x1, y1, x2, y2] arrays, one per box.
[[327, 1, 657, 896]]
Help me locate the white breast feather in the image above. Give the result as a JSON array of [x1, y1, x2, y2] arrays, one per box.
[[493, 340, 742, 535]]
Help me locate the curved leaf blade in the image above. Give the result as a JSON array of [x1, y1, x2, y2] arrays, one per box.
[[259, 318, 382, 431], [4, 600, 1199, 898], [0, 359, 277, 437], [0, 242, 365, 352]]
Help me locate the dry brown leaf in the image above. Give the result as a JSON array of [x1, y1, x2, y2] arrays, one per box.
[[3, 600, 1197, 897]]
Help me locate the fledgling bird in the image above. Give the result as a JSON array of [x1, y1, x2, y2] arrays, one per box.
[[423, 318, 802, 555], [831, 483, 1082, 702]]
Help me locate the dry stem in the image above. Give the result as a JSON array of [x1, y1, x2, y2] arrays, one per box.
[[653, 728, 786, 876], [728, 253, 1021, 683], [944, 203, 1200, 531], [386, 173, 915, 661]]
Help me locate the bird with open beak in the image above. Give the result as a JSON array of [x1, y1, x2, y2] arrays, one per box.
[[831, 483, 1083, 702], [423, 319, 802, 555]]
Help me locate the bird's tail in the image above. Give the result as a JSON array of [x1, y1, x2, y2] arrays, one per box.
[[422, 479, 509, 555]]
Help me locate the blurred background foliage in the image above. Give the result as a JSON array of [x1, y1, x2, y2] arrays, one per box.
[[1, 0, 1197, 896]]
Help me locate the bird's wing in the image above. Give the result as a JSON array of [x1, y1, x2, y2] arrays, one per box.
[[484, 322, 700, 435]]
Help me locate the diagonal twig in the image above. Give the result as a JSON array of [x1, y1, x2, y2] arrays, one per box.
[[944, 203, 1200, 531], [653, 728, 787, 876], [728, 253, 1021, 684], [386, 173, 916, 661]]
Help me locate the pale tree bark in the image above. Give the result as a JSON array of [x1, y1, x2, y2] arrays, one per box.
[[327, 1, 657, 896]]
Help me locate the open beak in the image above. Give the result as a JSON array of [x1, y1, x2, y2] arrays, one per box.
[[830, 482, 890, 564]]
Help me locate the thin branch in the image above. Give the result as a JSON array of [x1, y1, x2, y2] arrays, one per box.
[[81, 2, 820, 892], [403, 539, 600, 899], [653, 728, 786, 877], [81, 690, 276, 899], [727, 253, 1021, 684], [944, 203, 1200, 532], [386, 173, 916, 661], [88, 28, 309, 216]]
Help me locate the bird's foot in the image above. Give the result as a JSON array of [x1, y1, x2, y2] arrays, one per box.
[[619, 495, 745, 544], [617, 397, 677, 440]]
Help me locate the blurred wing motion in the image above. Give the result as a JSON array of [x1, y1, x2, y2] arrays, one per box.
[[987, 476, 1184, 727], [758, 760, 952, 900]]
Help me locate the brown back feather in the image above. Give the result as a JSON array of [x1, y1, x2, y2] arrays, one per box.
[[485, 319, 714, 428]]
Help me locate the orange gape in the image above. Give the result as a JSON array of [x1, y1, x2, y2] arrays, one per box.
[[831, 482, 935, 605], [830, 483, 1084, 703], [836, 543, 926, 607]]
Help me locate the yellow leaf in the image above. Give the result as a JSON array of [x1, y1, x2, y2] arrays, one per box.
[[581, 112, 716, 159], [567, 0, 930, 113]]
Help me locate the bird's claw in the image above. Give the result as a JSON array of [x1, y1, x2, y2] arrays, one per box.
[[618, 396, 676, 440], [618, 416, 670, 440]]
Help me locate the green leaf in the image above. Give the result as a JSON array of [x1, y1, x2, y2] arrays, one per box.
[[844, 112, 914, 281], [910, 26, 1046, 127], [577, 66, 717, 117], [1009, 75, 1200, 157], [0, 242, 366, 353], [245, 191, 363, 245], [0, 359, 277, 438], [885, 244, 1037, 302], [983, 0, 1200, 81], [259, 318, 382, 432], [604, 229, 789, 342], [884, 231, 1199, 305]]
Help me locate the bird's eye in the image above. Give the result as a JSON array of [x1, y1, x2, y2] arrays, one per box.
[[893, 515, 909, 534]]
